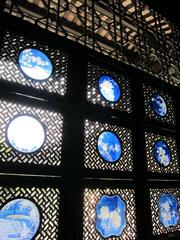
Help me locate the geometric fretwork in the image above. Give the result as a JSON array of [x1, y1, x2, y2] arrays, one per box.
[[83, 187, 137, 240], [87, 63, 132, 112], [150, 188, 180, 235], [0, 98, 63, 166], [0, 31, 68, 96], [84, 120, 133, 171], [143, 85, 176, 125], [0, 186, 60, 240], [145, 132, 179, 174]]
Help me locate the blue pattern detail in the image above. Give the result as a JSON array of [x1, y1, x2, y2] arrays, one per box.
[[151, 94, 167, 117]]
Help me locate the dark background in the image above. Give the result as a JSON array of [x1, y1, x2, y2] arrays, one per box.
[[143, 0, 179, 27]]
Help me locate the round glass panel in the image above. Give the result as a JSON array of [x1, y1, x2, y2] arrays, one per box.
[[0, 198, 40, 239], [151, 94, 167, 117], [19, 48, 53, 81], [154, 140, 171, 167], [97, 131, 122, 163], [7, 115, 45, 153], [158, 193, 179, 228], [96, 195, 126, 238], [98, 75, 121, 102]]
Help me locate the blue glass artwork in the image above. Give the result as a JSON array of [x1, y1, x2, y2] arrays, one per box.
[[19, 48, 53, 81], [158, 193, 179, 228], [97, 131, 122, 163], [0, 198, 40, 239], [151, 94, 167, 117], [96, 195, 126, 238], [98, 75, 121, 102], [7, 115, 45, 153], [154, 140, 171, 167]]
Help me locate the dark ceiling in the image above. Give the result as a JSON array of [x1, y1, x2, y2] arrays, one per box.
[[142, 0, 179, 27]]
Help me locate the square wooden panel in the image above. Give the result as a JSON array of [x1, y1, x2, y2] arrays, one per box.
[[83, 187, 137, 240], [0, 98, 63, 166], [0, 31, 68, 95], [87, 63, 132, 113]]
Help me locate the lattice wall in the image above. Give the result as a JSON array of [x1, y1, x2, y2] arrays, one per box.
[[84, 119, 133, 171], [3, 0, 180, 87], [83, 187, 137, 240], [87, 63, 132, 112], [0, 186, 60, 240], [0, 98, 63, 166], [150, 188, 180, 235], [145, 132, 179, 174], [0, 31, 68, 95]]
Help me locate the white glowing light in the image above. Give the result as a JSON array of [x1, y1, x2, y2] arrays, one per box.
[[7, 115, 45, 153]]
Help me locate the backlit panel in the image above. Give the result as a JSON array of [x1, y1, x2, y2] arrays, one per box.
[[83, 187, 137, 240], [84, 120, 133, 171], [143, 85, 175, 125], [0, 31, 68, 95], [87, 63, 132, 112], [145, 132, 179, 174], [0, 98, 63, 166], [150, 188, 180, 235], [0, 186, 60, 240]]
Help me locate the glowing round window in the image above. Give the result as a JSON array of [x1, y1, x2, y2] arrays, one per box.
[[0, 198, 40, 239], [98, 75, 121, 102], [97, 131, 122, 163], [154, 140, 171, 167], [18, 48, 53, 81], [151, 94, 167, 117], [7, 115, 45, 153]]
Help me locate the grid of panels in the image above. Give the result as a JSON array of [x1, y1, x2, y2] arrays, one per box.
[[145, 132, 179, 174], [143, 85, 176, 125], [87, 63, 132, 112], [3, 0, 180, 87], [150, 188, 180, 235], [0, 186, 60, 240], [83, 187, 137, 240], [0, 31, 68, 95], [84, 120, 133, 171], [0, 98, 63, 166]]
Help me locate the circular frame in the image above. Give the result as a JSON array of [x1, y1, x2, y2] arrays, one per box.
[[150, 93, 168, 117], [5, 114, 47, 155]]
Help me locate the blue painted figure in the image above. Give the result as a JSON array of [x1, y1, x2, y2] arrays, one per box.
[[96, 195, 126, 238], [19, 48, 53, 81], [7, 115, 45, 153], [97, 131, 122, 163], [151, 94, 167, 117], [98, 75, 121, 102], [154, 140, 171, 167], [0, 198, 40, 239], [158, 193, 179, 228]]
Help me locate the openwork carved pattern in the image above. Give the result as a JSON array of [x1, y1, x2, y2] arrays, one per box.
[[0, 186, 60, 240], [143, 85, 176, 125], [3, 0, 180, 86], [84, 120, 133, 171], [0, 31, 68, 95], [0, 98, 63, 166], [145, 132, 179, 174], [150, 188, 180, 235], [87, 63, 132, 112], [83, 187, 137, 240]]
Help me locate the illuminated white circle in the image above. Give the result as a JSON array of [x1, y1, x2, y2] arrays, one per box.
[[7, 115, 45, 153]]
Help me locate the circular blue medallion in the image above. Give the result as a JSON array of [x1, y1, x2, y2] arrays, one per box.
[[97, 131, 122, 163], [151, 94, 167, 117], [98, 75, 121, 102], [96, 195, 126, 238], [0, 198, 40, 239], [158, 193, 179, 228], [19, 48, 53, 81], [7, 115, 46, 154], [154, 140, 171, 167]]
